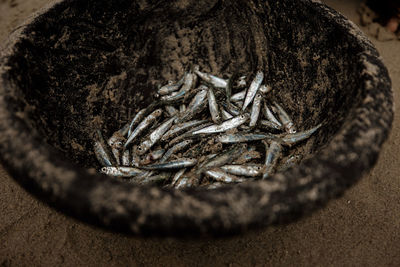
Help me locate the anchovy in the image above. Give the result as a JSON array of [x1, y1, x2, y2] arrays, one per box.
[[136, 116, 176, 155], [171, 168, 186, 186], [230, 89, 246, 102], [277, 154, 303, 172], [168, 122, 214, 146], [198, 144, 247, 173], [124, 109, 163, 149], [273, 102, 296, 133], [131, 150, 140, 167], [165, 105, 179, 117], [94, 129, 116, 167], [221, 164, 264, 177], [249, 93, 263, 127], [262, 140, 282, 179], [259, 120, 283, 131], [281, 124, 322, 146], [216, 132, 277, 143], [222, 102, 240, 116], [176, 86, 208, 123], [208, 87, 222, 123], [107, 124, 129, 166], [221, 107, 233, 120], [205, 168, 247, 183], [263, 103, 282, 126], [140, 148, 165, 165], [233, 148, 261, 164], [204, 182, 225, 189], [100, 166, 145, 177], [194, 69, 227, 88], [192, 114, 249, 135], [141, 158, 197, 170], [243, 71, 264, 111], [160, 140, 193, 163], [127, 108, 147, 137], [174, 176, 191, 189], [122, 149, 130, 166], [157, 75, 185, 95], [161, 119, 209, 142]]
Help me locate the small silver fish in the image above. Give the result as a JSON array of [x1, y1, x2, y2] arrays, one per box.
[[136, 116, 176, 155], [249, 93, 263, 127], [141, 158, 197, 170], [243, 71, 264, 111], [174, 176, 191, 189], [281, 124, 322, 146], [236, 76, 247, 88], [263, 103, 282, 127], [273, 102, 296, 133], [127, 108, 147, 137], [100, 166, 145, 177], [205, 168, 247, 183], [221, 107, 234, 120], [168, 122, 214, 146], [124, 109, 163, 149], [208, 87, 222, 123], [198, 144, 247, 173], [176, 86, 208, 123], [94, 129, 116, 166], [230, 89, 246, 102], [216, 132, 277, 143], [259, 120, 283, 131], [221, 164, 264, 177], [192, 114, 249, 135], [194, 69, 227, 88], [160, 140, 193, 163], [259, 84, 272, 95], [161, 119, 209, 142], [171, 168, 186, 186], [139, 172, 171, 185], [107, 125, 129, 166], [205, 182, 225, 189], [157, 75, 185, 95], [262, 140, 282, 179], [179, 104, 186, 113]]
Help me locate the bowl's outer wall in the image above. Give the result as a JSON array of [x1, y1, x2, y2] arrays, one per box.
[[0, 0, 393, 236]]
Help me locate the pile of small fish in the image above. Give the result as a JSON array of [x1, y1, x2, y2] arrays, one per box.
[[93, 66, 322, 189]]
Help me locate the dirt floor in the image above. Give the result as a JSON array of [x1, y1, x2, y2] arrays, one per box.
[[0, 0, 399, 266]]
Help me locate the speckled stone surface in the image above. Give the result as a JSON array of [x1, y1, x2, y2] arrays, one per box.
[[0, 0, 393, 236]]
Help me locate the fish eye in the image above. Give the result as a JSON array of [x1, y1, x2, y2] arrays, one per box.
[[137, 146, 142, 151], [101, 167, 106, 172]]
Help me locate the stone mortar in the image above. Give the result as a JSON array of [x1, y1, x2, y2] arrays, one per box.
[[0, 0, 394, 236]]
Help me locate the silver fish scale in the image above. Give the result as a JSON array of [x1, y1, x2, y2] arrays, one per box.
[[94, 67, 322, 188]]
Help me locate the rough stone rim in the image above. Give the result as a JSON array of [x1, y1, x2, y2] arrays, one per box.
[[0, 0, 394, 236]]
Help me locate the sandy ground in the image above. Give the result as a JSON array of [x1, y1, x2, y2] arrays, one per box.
[[0, 0, 399, 266]]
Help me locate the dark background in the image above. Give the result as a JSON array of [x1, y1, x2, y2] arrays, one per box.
[[0, 0, 399, 265]]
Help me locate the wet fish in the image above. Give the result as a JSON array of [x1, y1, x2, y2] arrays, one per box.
[[263, 103, 282, 127], [94, 129, 116, 167], [198, 144, 247, 173], [100, 166, 145, 177], [107, 124, 129, 166], [205, 168, 247, 183], [176, 86, 208, 123], [273, 102, 296, 133], [139, 172, 171, 185], [281, 124, 322, 146], [236, 75, 247, 88], [122, 149, 130, 166], [243, 71, 264, 111], [249, 93, 263, 127], [221, 107, 233, 120], [136, 116, 176, 155], [171, 168, 186, 186], [216, 132, 277, 143], [221, 164, 264, 177], [168, 122, 214, 146], [161, 119, 209, 142], [262, 140, 282, 179], [192, 114, 250, 135], [157, 75, 185, 95], [230, 89, 246, 102], [259, 120, 283, 131], [208, 87, 222, 123], [194, 69, 227, 88], [259, 84, 272, 95], [277, 154, 303, 172], [160, 140, 193, 163], [141, 158, 197, 170], [124, 109, 163, 149], [127, 108, 147, 137]]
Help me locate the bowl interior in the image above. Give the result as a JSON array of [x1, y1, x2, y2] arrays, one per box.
[[5, 0, 365, 170]]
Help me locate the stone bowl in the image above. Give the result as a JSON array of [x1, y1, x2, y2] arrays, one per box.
[[0, 0, 393, 237]]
